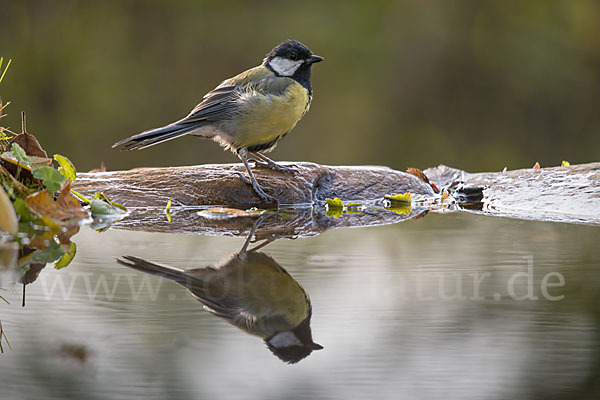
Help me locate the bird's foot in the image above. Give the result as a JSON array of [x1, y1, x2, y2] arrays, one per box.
[[234, 172, 279, 205], [234, 171, 251, 185], [251, 159, 298, 174]]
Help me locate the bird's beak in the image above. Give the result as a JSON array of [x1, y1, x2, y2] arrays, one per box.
[[308, 55, 324, 64], [310, 342, 324, 350]]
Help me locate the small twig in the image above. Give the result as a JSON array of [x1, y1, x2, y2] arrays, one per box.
[[21, 111, 26, 134], [0, 164, 29, 194], [0, 320, 12, 353], [100, 192, 117, 210]]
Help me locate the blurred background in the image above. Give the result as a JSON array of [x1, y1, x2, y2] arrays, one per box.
[[1, 0, 599, 173]]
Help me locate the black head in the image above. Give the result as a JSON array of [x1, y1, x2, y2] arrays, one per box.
[[264, 312, 323, 364], [263, 40, 323, 91]]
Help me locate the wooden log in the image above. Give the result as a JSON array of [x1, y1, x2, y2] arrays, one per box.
[[74, 162, 435, 209], [425, 162, 600, 225], [72, 161, 600, 236]]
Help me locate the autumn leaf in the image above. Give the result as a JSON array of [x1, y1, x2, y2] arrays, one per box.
[[406, 167, 439, 193], [56, 182, 88, 219], [25, 184, 88, 223], [197, 207, 256, 220], [10, 133, 48, 158]]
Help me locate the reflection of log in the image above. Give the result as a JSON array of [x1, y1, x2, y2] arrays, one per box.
[[109, 206, 428, 239], [74, 162, 435, 209]]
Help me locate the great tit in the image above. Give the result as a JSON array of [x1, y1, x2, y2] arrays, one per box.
[[112, 40, 323, 203], [116, 231, 323, 364]]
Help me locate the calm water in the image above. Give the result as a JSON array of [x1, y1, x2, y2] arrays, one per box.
[[1, 212, 599, 399]]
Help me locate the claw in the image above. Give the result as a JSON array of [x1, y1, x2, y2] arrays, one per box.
[[233, 172, 278, 204], [267, 162, 298, 174], [250, 152, 298, 174], [251, 182, 278, 204], [254, 160, 298, 174], [234, 171, 251, 185]]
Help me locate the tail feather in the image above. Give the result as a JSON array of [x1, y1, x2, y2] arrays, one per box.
[[112, 123, 201, 151], [116, 256, 187, 283]]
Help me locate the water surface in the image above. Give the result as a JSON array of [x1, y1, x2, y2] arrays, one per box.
[[1, 213, 599, 399]]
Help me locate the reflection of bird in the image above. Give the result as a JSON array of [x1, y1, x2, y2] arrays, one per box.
[[116, 243, 322, 363], [112, 40, 323, 203]]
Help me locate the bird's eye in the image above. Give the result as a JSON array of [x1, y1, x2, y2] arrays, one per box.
[[289, 53, 298, 61]]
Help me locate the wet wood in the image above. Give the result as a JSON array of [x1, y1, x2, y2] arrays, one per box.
[[425, 162, 600, 225], [71, 161, 600, 236], [73, 162, 436, 209]]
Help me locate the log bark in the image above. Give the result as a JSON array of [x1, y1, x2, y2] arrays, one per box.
[[72, 161, 600, 237], [74, 162, 435, 209], [425, 162, 600, 225]]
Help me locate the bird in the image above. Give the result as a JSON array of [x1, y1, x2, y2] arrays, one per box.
[[112, 40, 323, 203], [115, 225, 323, 364]]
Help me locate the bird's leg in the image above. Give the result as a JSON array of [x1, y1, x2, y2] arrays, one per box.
[[248, 238, 276, 253], [250, 152, 298, 174], [239, 214, 275, 257], [237, 148, 279, 204]]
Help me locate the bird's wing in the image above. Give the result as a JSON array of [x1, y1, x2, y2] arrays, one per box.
[[182, 267, 248, 319], [178, 66, 293, 125], [179, 85, 241, 124]]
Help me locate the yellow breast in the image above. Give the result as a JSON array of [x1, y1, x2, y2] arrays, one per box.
[[233, 81, 310, 149]]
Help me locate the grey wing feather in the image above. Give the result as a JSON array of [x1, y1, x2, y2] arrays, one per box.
[[178, 85, 242, 125], [177, 77, 293, 126]]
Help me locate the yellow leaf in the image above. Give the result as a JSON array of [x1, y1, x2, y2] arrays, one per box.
[[384, 192, 413, 203], [325, 197, 344, 208]]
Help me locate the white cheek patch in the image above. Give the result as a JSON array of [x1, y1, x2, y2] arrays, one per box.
[[268, 331, 303, 348], [268, 57, 303, 76]]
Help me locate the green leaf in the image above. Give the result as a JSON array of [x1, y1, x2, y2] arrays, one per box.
[[92, 192, 127, 211], [55, 242, 76, 269], [90, 199, 126, 216], [11, 143, 29, 167], [13, 197, 33, 221], [70, 189, 91, 204], [53, 154, 77, 181], [30, 240, 65, 265], [32, 166, 66, 194]]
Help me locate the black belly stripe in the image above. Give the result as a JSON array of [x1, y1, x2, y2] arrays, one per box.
[[247, 134, 285, 152]]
